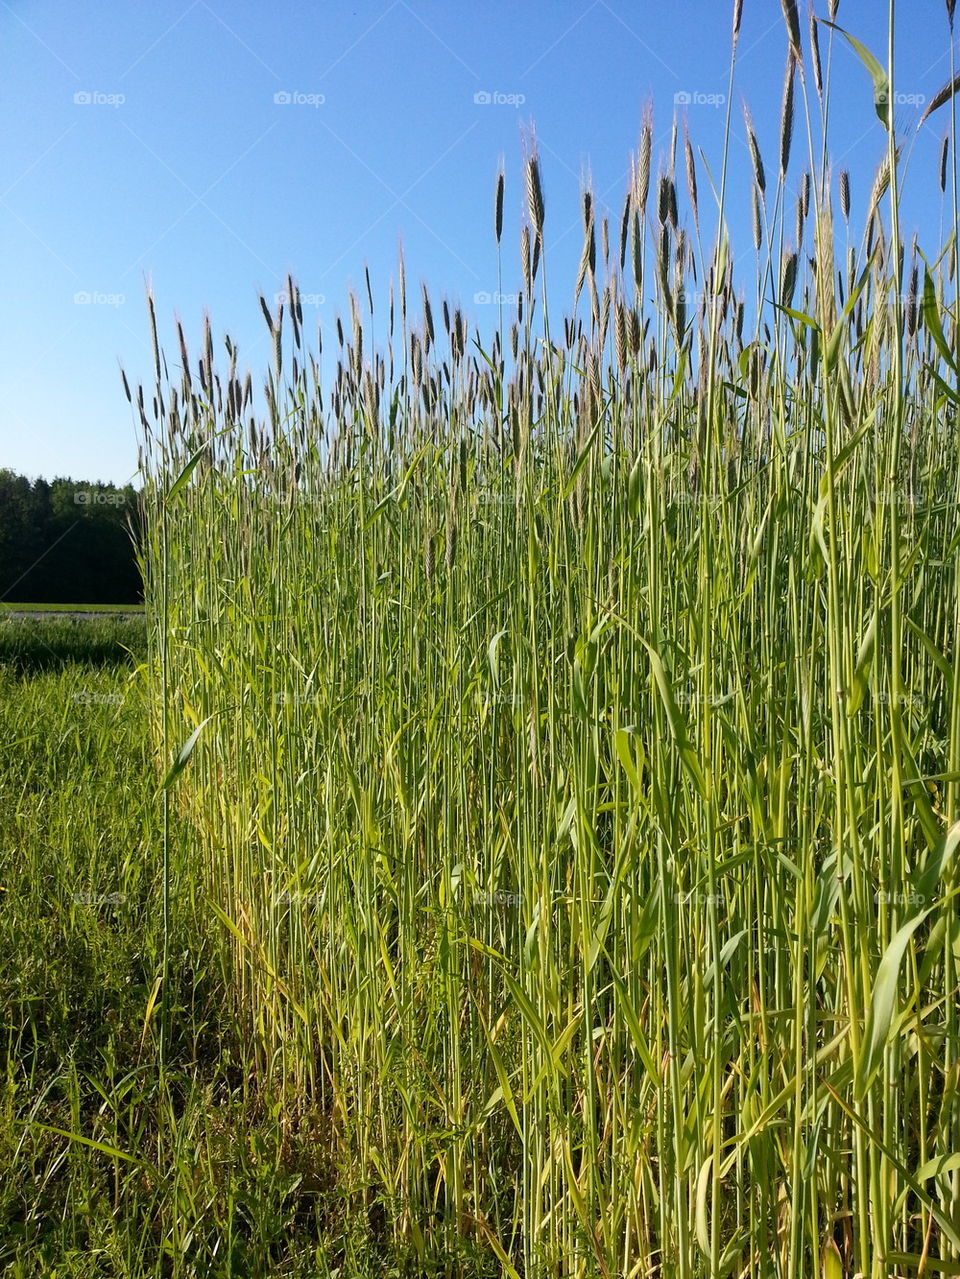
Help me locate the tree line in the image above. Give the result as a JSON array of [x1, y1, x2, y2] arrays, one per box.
[[0, 470, 142, 605]]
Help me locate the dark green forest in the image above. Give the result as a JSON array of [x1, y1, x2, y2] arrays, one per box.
[[0, 470, 142, 604]]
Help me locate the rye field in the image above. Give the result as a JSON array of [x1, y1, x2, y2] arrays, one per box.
[[7, 1, 960, 1274]]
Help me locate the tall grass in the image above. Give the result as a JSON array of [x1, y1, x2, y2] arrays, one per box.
[[135, 3, 960, 1273], [0, 624, 353, 1278]]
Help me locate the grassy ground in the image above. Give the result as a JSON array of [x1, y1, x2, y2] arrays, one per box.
[[0, 619, 448, 1278], [0, 604, 144, 614], [0, 617, 147, 675], [10, 5, 960, 1272]]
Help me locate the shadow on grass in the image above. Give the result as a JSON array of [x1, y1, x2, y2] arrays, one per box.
[[0, 616, 147, 673]]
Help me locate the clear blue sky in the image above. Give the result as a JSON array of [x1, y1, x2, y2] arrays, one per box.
[[1, 0, 955, 485]]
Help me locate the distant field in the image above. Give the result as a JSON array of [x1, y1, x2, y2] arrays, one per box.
[[1, 602, 144, 615], [0, 614, 147, 674]]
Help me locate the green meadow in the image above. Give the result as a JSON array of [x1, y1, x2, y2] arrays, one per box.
[[1, 604, 144, 614], [1, 620, 407, 1277], [7, 1, 960, 1274]]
